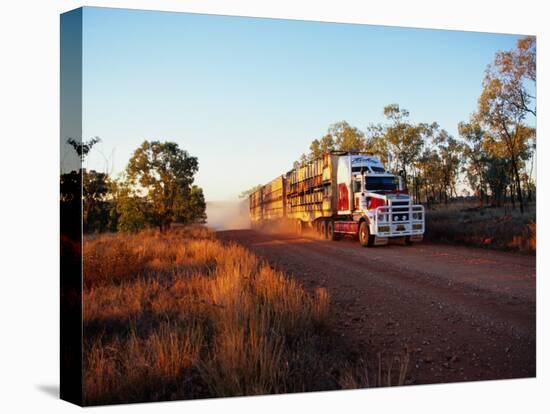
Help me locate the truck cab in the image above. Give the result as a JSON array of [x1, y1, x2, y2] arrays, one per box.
[[336, 153, 425, 246]]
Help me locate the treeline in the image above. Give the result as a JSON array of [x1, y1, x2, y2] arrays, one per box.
[[294, 36, 536, 212], [61, 139, 207, 234]]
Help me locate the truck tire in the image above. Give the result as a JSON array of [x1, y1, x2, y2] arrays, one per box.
[[327, 220, 336, 240], [359, 221, 374, 247], [405, 236, 413, 245]]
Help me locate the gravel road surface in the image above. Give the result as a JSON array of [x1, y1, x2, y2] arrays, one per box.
[[218, 230, 536, 385]]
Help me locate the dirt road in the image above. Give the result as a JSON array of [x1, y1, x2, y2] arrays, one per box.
[[218, 230, 536, 385]]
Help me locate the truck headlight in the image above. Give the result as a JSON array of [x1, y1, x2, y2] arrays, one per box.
[[413, 224, 422, 230], [379, 225, 390, 232]]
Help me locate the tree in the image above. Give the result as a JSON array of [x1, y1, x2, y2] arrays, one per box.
[[113, 180, 148, 233], [483, 156, 510, 207], [83, 170, 112, 232], [309, 134, 335, 160], [416, 149, 441, 205], [184, 185, 207, 224], [67, 136, 101, 161], [124, 140, 206, 231], [328, 121, 366, 152], [492, 36, 536, 117], [433, 129, 464, 204], [458, 120, 488, 205], [475, 36, 536, 213], [367, 105, 434, 201], [298, 152, 310, 167], [62, 136, 116, 234], [296, 121, 365, 166]]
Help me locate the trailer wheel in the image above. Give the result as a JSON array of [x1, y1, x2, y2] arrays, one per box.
[[359, 221, 374, 247]]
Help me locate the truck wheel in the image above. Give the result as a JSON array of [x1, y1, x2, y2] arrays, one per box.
[[359, 221, 374, 247], [319, 220, 327, 239], [405, 236, 413, 245], [327, 220, 336, 241]]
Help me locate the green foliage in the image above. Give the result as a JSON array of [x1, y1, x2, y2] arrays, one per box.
[[458, 120, 487, 200], [296, 121, 367, 166], [474, 36, 536, 213], [62, 137, 117, 235], [458, 120, 512, 206], [123, 140, 206, 231], [63, 137, 207, 234], [367, 104, 434, 179], [328, 121, 367, 152], [483, 156, 510, 206], [309, 134, 335, 160], [184, 185, 207, 224], [490, 36, 536, 117], [434, 129, 464, 200], [113, 180, 149, 233], [83, 169, 114, 233]]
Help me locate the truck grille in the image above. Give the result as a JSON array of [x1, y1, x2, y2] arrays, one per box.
[[391, 201, 410, 222], [392, 213, 409, 222]]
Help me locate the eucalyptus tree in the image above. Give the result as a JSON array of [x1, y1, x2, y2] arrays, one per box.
[[474, 36, 536, 213]]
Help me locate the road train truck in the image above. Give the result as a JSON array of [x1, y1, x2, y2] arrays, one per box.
[[249, 151, 425, 246]]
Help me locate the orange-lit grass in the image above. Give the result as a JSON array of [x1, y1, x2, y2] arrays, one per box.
[[83, 227, 338, 405]]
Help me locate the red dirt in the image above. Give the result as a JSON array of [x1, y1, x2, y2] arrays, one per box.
[[217, 230, 536, 386]]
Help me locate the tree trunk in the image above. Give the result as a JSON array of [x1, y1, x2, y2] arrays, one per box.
[[415, 177, 419, 204], [479, 188, 484, 208], [511, 159, 525, 214], [425, 183, 430, 208]]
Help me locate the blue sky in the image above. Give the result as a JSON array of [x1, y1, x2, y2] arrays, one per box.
[[81, 7, 523, 200]]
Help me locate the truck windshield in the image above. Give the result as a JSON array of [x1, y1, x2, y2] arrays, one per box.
[[365, 176, 398, 192]]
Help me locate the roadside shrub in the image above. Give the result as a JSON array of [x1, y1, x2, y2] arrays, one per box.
[[425, 204, 535, 254]]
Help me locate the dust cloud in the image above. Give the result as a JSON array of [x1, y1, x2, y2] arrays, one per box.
[[206, 200, 250, 231]]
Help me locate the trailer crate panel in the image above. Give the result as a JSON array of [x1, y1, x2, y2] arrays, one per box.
[[285, 153, 337, 221], [261, 176, 285, 221]]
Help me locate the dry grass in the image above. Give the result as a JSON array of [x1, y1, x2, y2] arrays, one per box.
[[84, 227, 382, 405], [425, 203, 536, 254], [338, 352, 410, 389]]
